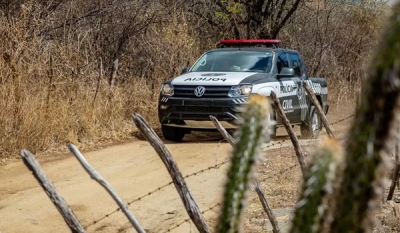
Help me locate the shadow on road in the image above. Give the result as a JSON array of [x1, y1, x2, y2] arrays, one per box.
[[162, 132, 292, 145], [133, 126, 311, 145]]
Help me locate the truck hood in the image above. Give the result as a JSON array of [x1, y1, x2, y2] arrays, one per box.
[[170, 72, 263, 86]]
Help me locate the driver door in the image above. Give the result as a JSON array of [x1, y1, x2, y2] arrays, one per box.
[[276, 52, 298, 123], [288, 52, 307, 123]]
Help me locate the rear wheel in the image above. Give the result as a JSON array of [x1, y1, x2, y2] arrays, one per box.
[[300, 107, 320, 139], [162, 125, 186, 142]]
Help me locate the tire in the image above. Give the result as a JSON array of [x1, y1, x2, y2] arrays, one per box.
[[300, 106, 320, 139], [162, 125, 186, 142]]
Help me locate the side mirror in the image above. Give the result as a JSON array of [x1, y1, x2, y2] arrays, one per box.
[[277, 67, 295, 78], [181, 67, 190, 74]]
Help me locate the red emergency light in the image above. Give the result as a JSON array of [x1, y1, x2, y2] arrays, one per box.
[[220, 39, 281, 44], [217, 39, 281, 48]]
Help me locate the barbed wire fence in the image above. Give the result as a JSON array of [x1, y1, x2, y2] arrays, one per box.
[[85, 112, 354, 231], [19, 112, 356, 233], [160, 113, 356, 232], [161, 162, 303, 233], [82, 113, 356, 230], [82, 139, 296, 229]]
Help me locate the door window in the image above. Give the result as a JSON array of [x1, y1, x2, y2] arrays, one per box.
[[277, 53, 289, 73], [289, 53, 302, 76]]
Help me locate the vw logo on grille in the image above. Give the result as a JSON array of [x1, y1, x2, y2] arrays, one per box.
[[194, 86, 206, 97]]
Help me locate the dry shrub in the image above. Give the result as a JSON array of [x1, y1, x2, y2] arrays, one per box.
[[132, 12, 203, 83], [0, 2, 203, 160], [280, 0, 390, 104], [0, 0, 391, 160], [0, 52, 159, 159]]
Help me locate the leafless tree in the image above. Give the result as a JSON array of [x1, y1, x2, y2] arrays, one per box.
[[187, 0, 304, 39]]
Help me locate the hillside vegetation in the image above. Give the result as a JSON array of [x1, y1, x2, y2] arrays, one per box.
[[0, 0, 389, 160]]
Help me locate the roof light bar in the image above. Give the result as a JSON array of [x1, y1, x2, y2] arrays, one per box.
[[220, 39, 281, 44]]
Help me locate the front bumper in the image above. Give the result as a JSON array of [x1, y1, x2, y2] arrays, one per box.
[[158, 95, 249, 129]]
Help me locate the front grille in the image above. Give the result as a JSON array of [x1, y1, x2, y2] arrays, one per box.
[[170, 113, 234, 121], [174, 85, 231, 98], [175, 106, 223, 113]]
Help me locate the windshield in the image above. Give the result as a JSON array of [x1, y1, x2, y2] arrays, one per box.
[[191, 50, 273, 73]]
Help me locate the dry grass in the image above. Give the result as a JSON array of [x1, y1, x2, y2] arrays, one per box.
[[0, 5, 200, 161], [0, 73, 160, 160], [0, 1, 385, 162], [0, 38, 161, 160]]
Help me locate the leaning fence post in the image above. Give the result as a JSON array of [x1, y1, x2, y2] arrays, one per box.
[[132, 114, 211, 233], [67, 144, 146, 233], [255, 181, 281, 233], [20, 150, 85, 233], [210, 115, 236, 146], [302, 81, 335, 138], [270, 91, 306, 175]]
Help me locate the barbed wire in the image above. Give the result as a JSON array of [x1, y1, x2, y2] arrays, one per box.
[[161, 162, 300, 233], [158, 114, 355, 232], [162, 203, 221, 233], [83, 140, 291, 229], [84, 114, 354, 229], [82, 179, 174, 228], [83, 159, 231, 228], [259, 163, 300, 183], [330, 114, 355, 125], [262, 139, 287, 150]]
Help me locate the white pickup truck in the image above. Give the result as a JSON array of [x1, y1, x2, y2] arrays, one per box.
[[158, 39, 329, 142]]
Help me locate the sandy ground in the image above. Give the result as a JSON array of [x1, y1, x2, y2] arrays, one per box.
[[0, 103, 370, 233]]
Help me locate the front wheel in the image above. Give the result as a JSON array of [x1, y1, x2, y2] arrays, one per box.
[[300, 107, 320, 139], [162, 125, 186, 142]]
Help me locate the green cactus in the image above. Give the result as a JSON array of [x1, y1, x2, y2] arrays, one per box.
[[327, 2, 400, 232], [288, 2, 400, 233], [216, 94, 271, 233], [290, 138, 342, 233]]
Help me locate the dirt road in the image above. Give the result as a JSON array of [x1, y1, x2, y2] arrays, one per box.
[[0, 136, 234, 233], [0, 106, 354, 233]]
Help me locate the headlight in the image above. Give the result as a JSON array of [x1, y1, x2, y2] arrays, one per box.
[[161, 84, 174, 96], [228, 85, 253, 97], [241, 85, 252, 95]]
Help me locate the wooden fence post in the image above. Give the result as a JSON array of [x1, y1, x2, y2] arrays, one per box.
[[210, 115, 236, 146], [302, 81, 335, 138], [270, 91, 306, 175], [67, 144, 146, 233], [132, 113, 211, 233], [255, 181, 281, 233], [20, 150, 85, 233]]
